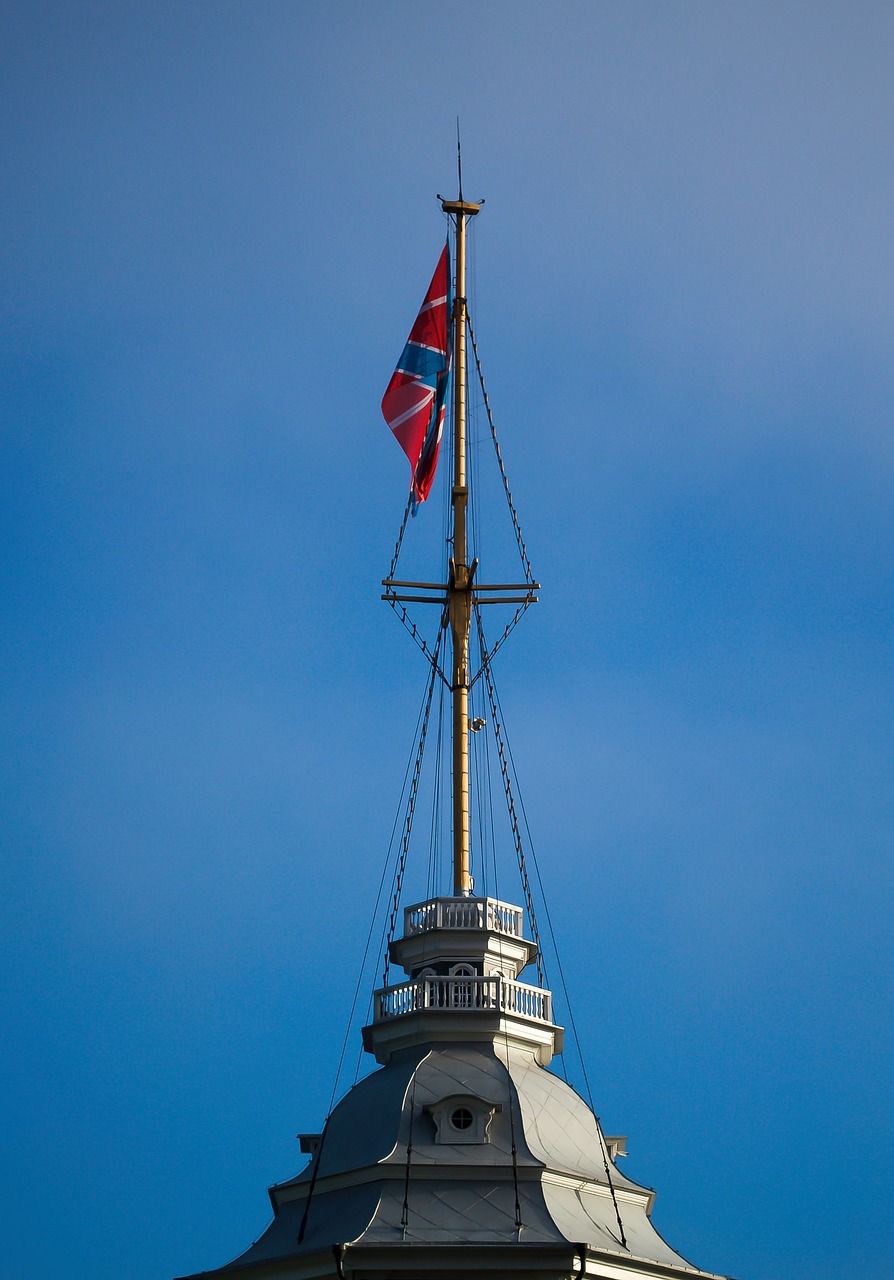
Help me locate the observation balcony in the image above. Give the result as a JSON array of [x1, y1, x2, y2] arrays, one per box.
[[404, 896, 524, 937], [389, 895, 539, 983], [373, 973, 552, 1023]]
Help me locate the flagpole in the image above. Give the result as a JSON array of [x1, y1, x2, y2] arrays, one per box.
[[441, 195, 480, 896]]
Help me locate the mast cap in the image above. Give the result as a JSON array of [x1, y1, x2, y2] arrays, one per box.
[[440, 198, 481, 216]]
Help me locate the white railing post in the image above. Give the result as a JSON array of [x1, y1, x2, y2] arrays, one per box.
[[374, 969, 552, 1026], [401, 896, 525, 937]]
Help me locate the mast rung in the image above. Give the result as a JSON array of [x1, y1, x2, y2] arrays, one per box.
[[384, 593, 535, 605], [383, 593, 448, 604], [382, 579, 448, 590], [473, 583, 541, 591], [475, 596, 538, 605]]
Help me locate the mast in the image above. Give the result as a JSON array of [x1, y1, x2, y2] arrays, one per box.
[[441, 195, 479, 896], [383, 192, 536, 896]]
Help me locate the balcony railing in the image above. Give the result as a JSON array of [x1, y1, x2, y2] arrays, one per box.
[[403, 896, 525, 938], [373, 974, 552, 1025]]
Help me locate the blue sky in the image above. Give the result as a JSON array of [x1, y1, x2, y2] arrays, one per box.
[[2, 4, 892, 1279]]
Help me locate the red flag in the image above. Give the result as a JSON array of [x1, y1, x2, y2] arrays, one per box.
[[381, 245, 452, 507]]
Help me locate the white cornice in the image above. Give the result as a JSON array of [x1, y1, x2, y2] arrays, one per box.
[[271, 1158, 651, 1212]]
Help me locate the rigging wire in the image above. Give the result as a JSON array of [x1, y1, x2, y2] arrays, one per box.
[[470, 663, 490, 897], [384, 595, 451, 688], [386, 494, 412, 583], [466, 313, 534, 582], [297, 619, 452, 1246], [383, 459, 451, 687], [333, 641, 443, 1087], [504, 1021, 524, 1234], [427, 663, 447, 900], [404, 670, 448, 1229], [341, 620, 446, 1092], [384, 618, 447, 982], [480, 650, 629, 1251], [475, 607, 544, 989], [400, 1066, 418, 1230], [296, 1112, 330, 1246], [482, 701, 524, 1234], [465, 309, 538, 684]]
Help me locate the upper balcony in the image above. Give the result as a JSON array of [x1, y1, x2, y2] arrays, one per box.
[[404, 896, 524, 938], [390, 895, 539, 982]]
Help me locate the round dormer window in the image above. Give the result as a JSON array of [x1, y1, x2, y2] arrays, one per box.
[[450, 1107, 473, 1131], [425, 1095, 502, 1144]]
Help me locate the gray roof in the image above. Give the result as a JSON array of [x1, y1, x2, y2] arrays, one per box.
[[186, 1041, 715, 1278]]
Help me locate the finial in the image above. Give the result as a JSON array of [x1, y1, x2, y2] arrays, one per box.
[[439, 127, 482, 218], [457, 117, 463, 201]]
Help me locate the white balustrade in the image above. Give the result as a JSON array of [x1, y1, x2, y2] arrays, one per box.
[[404, 897, 524, 938], [374, 974, 551, 1025]]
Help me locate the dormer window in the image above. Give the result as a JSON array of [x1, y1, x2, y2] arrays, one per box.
[[450, 1107, 473, 1131], [425, 1093, 501, 1145]]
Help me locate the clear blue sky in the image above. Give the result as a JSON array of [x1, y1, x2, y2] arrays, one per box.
[[2, 4, 892, 1279]]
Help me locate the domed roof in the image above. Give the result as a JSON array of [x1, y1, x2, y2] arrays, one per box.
[[205, 1040, 701, 1276]]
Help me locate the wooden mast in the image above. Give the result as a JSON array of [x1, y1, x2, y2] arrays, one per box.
[[441, 194, 479, 896]]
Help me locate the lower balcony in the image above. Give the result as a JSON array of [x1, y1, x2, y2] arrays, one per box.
[[373, 974, 552, 1025]]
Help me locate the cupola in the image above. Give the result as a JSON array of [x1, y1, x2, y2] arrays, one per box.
[[362, 894, 563, 1065]]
